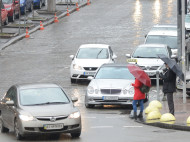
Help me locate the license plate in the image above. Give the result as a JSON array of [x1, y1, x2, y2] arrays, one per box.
[[147, 72, 155, 76], [44, 124, 64, 130], [126, 59, 137, 63], [103, 96, 118, 100], [84, 72, 96, 75]]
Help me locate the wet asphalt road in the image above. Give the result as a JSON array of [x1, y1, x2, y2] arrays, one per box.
[[1, 0, 190, 141]]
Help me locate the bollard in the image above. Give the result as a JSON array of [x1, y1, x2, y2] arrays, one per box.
[[156, 71, 160, 101]]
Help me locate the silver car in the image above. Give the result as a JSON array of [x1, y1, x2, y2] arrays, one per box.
[[0, 83, 81, 140], [85, 64, 148, 108]]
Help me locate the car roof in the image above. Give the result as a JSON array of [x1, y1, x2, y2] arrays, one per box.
[[147, 30, 177, 36], [137, 44, 168, 48], [79, 44, 110, 48], [15, 83, 60, 90]]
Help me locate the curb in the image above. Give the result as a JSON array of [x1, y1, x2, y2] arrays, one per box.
[[0, 2, 88, 50], [136, 119, 190, 131]]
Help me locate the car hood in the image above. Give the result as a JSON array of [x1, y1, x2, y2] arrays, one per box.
[[74, 58, 111, 67], [90, 79, 134, 89], [20, 104, 74, 117], [130, 58, 164, 67]]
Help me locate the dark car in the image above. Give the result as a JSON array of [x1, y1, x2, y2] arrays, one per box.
[[20, 0, 33, 15], [1, 3, 8, 25], [2, 0, 19, 22], [33, 0, 45, 9]]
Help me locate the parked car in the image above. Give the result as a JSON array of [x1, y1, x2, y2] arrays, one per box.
[[70, 44, 117, 83], [144, 25, 178, 56], [1, 3, 8, 25], [126, 44, 175, 79], [20, 0, 33, 15], [0, 83, 81, 140], [33, 0, 45, 9], [85, 63, 149, 108], [2, 0, 19, 22], [151, 24, 177, 31], [185, 14, 190, 33], [176, 71, 190, 96]]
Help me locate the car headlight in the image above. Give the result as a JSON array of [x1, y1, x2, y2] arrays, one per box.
[[19, 114, 35, 121], [69, 111, 80, 119], [73, 64, 83, 70], [6, 7, 11, 11], [127, 87, 134, 95], [87, 86, 94, 94]]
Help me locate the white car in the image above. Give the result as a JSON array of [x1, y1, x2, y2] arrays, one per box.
[[126, 44, 174, 79], [70, 44, 117, 83], [85, 64, 139, 108], [144, 25, 178, 56]]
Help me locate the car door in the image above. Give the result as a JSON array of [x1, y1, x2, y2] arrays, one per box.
[[2, 86, 18, 129]]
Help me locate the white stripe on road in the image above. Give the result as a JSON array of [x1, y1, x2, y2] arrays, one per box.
[[123, 126, 143, 128], [91, 126, 113, 129]]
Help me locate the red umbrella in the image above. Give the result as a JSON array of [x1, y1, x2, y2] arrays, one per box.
[[127, 64, 151, 87]]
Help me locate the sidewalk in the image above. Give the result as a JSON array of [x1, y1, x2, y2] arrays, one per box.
[[138, 90, 190, 131], [0, 0, 88, 50]]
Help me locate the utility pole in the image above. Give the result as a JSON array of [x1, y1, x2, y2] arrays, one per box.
[[181, 0, 187, 103]]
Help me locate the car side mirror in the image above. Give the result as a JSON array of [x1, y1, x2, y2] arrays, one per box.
[[6, 100, 14, 106], [71, 97, 78, 103], [125, 54, 131, 58], [70, 55, 74, 60], [87, 76, 94, 80]]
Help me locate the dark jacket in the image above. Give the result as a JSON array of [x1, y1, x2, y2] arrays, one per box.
[[160, 68, 176, 93]]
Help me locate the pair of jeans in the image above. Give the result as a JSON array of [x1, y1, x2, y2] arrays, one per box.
[[132, 99, 144, 112]]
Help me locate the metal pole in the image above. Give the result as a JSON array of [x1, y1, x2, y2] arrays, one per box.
[[181, 0, 187, 103], [0, 0, 2, 33], [19, 0, 21, 34], [156, 71, 160, 101]]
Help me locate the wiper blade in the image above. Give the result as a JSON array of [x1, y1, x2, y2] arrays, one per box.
[[24, 102, 68, 106], [96, 49, 103, 58]]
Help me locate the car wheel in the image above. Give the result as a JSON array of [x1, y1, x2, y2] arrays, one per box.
[[71, 78, 76, 83], [70, 132, 81, 138], [9, 11, 15, 22], [4, 17, 8, 25], [14, 119, 23, 140], [0, 119, 9, 133], [85, 103, 95, 108], [29, 3, 33, 12]]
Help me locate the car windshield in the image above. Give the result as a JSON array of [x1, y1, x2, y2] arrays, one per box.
[[19, 87, 70, 106], [185, 15, 190, 23], [95, 66, 135, 79], [146, 35, 177, 49], [132, 47, 168, 58], [2, 0, 12, 4], [76, 48, 109, 59]]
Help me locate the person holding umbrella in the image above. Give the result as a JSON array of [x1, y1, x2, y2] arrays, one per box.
[[127, 64, 151, 120], [131, 78, 145, 120], [158, 54, 184, 116], [159, 63, 176, 115]]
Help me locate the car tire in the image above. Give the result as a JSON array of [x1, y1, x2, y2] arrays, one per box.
[[70, 132, 81, 138], [14, 119, 23, 140], [4, 17, 8, 25], [85, 103, 95, 108], [0, 119, 9, 133], [29, 3, 33, 12], [71, 78, 76, 83], [9, 11, 15, 22]]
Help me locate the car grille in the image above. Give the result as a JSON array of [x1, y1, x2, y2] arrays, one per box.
[[84, 67, 98, 71], [36, 116, 68, 121], [140, 66, 159, 70], [101, 89, 121, 94]]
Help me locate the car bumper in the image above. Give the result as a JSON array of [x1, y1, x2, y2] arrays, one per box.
[[18, 117, 81, 136], [85, 94, 134, 105], [71, 69, 97, 80]]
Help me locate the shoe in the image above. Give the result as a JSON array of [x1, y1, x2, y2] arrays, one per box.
[[137, 111, 143, 119], [162, 96, 167, 101], [131, 111, 137, 120]]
